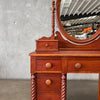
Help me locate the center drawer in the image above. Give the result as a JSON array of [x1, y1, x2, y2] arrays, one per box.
[[68, 60, 100, 73]]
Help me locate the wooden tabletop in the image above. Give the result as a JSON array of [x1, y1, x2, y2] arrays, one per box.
[[29, 51, 100, 57]]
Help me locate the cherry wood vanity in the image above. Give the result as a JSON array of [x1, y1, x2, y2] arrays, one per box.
[[29, 0, 100, 100]]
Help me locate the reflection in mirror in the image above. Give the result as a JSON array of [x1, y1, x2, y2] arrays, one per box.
[[60, 0, 100, 39]]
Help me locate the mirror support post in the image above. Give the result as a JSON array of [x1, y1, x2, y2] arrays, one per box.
[[51, 0, 55, 39]]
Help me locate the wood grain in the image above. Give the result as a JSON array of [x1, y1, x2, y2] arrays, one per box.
[[37, 92, 61, 100], [36, 59, 61, 71], [29, 0, 100, 100], [37, 73, 61, 92], [68, 60, 100, 73], [29, 51, 100, 57]]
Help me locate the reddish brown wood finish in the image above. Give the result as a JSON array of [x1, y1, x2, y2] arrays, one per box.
[[75, 63, 82, 69], [37, 73, 61, 92], [68, 60, 100, 73], [30, 55, 100, 100], [62, 57, 67, 73], [29, 51, 100, 57], [37, 92, 61, 100], [56, 31, 100, 51], [45, 63, 52, 69], [51, 0, 55, 39], [45, 79, 52, 85], [61, 73, 66, 100], [29, 0, 100, 100], [36, 59, 61, 71], [31, 57, 36, 73], [36, 40, 58, 52]]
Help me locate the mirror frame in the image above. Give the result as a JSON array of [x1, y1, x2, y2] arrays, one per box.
[[56, 0, 100, 44]]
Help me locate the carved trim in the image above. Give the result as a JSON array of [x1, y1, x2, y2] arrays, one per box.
[[61, 73, 66, 100], [31, 74, 37, 100], [56, 31, 100, 50]]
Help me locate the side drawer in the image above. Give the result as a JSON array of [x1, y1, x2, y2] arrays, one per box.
[[36, 40, 58, 51], [36, 59, 61, 71], [68, 60, 100, 73], [37, 74, 61, 92]]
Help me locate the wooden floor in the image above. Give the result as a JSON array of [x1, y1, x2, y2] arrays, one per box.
[[0, 80, 98, 100]]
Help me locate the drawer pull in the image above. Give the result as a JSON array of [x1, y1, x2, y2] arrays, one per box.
[[75, 63, 81, 69], [45, 79, 52, 85], [46, 63, 52, 69]]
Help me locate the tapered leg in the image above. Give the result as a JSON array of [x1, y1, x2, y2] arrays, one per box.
[[31, 74, 37, 100], [61, 73, 67, 100]]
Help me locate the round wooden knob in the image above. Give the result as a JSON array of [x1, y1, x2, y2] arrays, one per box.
[[45, 44, 49, 47], [75, 63, 82, 69], [45, 79, 52, 85], [46, 63, 52, 69]]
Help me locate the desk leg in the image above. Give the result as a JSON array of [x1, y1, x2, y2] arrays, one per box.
[[31, 74, 37, 100], [61, 73, 66, 100]]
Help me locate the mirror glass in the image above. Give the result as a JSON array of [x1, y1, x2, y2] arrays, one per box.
[[60, 0, 100, 39]]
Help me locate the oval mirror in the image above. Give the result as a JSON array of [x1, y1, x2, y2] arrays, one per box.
[[56, 0, 100, 43]]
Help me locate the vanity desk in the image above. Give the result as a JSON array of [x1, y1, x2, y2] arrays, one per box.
[[29, 0, 100, 100]]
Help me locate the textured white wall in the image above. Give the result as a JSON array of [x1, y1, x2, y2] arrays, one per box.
[[0, 0, 98, 80]]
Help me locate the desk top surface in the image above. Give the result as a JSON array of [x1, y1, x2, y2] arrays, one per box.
[[29, 51, 100, 57]]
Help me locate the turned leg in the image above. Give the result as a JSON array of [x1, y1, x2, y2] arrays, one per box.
[[31, 74, 37, 100], [61, 73, 67, 100]]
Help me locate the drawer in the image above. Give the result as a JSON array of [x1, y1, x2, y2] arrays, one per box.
[[36, 40, 58, 51], [37, 74, 61, 92], [68, 60, 100, 73], [37, 92, 61, 100], [36, 59, 61, 71]]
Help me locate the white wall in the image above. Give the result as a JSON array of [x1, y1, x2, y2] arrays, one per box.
[[0, 0, 98, 80]]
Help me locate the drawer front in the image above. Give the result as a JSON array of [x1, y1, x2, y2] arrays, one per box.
[[37, 74, 61, 92], [36, 59, 61, 71], [37, 92, 61, 100], [68, 60, 100, 73], [36, 41, 58, 51]]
